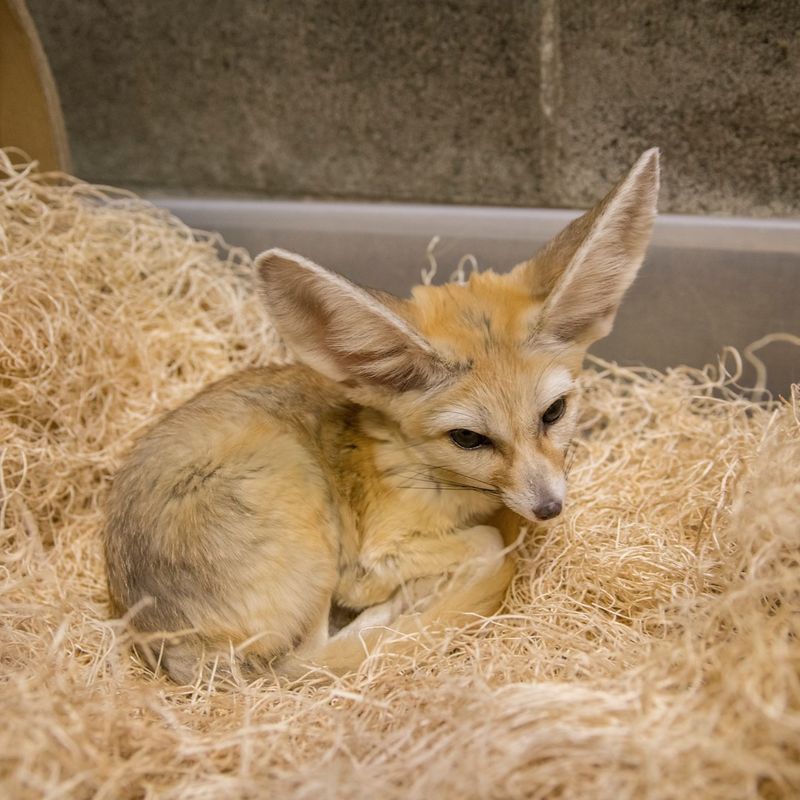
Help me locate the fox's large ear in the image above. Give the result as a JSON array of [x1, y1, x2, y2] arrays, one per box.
[[256, 249, 450, 390], [516, 148, 659, 348]]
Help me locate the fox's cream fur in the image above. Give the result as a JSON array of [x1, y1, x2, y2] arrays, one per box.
[[104, 150, 660, 682]]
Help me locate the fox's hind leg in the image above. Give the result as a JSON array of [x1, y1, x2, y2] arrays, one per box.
[[131, 633, 210, 684]]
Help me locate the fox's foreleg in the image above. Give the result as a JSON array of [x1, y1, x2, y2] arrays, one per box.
[[279, 522, 517, 678]]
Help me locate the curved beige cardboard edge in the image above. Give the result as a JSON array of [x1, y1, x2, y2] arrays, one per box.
[[0, 0, 71, 172]]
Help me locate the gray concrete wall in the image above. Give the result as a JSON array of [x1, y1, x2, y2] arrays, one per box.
[[27, 0, 800, 216]]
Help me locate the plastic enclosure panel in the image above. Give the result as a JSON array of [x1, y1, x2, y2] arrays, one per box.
[[152, 198, 800, 397]]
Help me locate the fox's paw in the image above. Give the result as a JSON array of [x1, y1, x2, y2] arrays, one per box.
[[340, 598, 399, 634], [459, 524, 504, 560]]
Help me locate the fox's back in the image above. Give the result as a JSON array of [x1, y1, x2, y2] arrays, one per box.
[[103, 364, 349, 655]]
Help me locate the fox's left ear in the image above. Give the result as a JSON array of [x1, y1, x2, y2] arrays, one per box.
[[255, 249, 451, 391], [515, 148, 659, 348]]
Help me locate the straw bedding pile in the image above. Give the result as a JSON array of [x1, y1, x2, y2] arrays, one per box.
[[1, 149, 798, 799]]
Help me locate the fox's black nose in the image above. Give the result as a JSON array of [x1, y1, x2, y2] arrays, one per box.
[[533, 500, 562, 521]]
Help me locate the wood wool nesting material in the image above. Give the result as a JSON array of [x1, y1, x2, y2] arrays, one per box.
[[1, 149, 798, 800]]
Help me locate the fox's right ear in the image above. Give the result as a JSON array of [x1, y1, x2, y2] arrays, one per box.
[[255, 249, 451, 391], [515, 148, 659, 348]]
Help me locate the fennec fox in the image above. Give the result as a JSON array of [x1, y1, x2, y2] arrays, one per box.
[[105, 149, 659, 682]]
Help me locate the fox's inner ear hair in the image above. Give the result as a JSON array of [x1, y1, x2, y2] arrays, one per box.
[[255, 249, 451, 391], [516, 148, 660, 348]]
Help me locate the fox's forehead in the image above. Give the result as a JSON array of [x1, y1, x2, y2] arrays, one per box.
[[405, 270, 581, 438], [461, 356, 575, 409], [407, 269, 537, 353]]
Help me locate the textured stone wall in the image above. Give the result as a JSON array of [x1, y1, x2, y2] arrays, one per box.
[[27, 0, 800, 215]]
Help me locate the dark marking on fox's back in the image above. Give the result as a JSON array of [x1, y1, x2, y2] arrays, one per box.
[[170, 462, 222, 498]]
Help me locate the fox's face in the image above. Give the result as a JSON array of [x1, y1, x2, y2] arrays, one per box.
[[257, 149, 659, 525], [378, 272, 584, 522]]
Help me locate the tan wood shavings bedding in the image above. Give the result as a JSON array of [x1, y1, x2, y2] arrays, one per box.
[[1, 149, 798, 799]]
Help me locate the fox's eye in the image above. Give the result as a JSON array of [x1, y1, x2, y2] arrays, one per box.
[[542, 397, 567, 425], [449, 429, 492, 449]]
